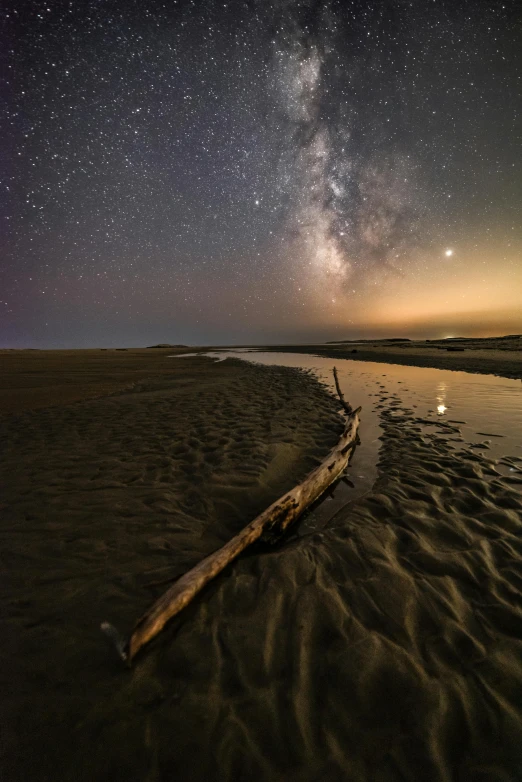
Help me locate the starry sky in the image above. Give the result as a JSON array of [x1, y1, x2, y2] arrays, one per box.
[[2, 0, 521, 348]]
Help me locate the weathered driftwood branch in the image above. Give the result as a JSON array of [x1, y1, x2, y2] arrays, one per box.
[[102, 369, 361, 665], [333, 366, 352, 416]]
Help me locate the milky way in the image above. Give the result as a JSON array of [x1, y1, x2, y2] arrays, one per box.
[[2, 0, 521, 347]]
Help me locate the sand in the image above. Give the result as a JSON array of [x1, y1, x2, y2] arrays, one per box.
[[2, 348, 522, 781], [0, 351, 344, 781], [0, 346, 201, 413]]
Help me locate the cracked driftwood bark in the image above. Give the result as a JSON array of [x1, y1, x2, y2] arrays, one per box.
[[102, 367, 360, 664]]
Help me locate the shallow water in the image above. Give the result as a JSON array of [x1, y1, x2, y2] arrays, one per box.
[[205, 350, 522, 480], [172, 350, 522, 536]]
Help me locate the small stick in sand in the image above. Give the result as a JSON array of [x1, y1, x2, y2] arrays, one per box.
[[102, 369, 361, 665]]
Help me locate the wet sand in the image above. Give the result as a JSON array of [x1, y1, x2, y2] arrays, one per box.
[[2, 348, 522, 781], [0, 350, 344, 781]]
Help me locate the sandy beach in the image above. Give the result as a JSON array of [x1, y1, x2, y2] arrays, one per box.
[[5, 0, 521, 774], [2, 348, 522, 781], [1, 349, 344, 781]]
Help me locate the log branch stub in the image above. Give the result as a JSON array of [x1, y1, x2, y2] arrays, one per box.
[[333, 366, 353, 415]]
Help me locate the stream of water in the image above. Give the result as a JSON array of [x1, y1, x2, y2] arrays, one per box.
[[174, 350, 522, 533]]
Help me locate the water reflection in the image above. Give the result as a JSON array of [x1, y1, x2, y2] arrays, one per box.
[[172, 350, 522, 509], [203, 349, 521, 462], [437, 380, 448, 415], [436, 381, 447, 415]]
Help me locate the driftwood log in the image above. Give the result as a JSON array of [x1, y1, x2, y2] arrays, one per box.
[[102, 367, 360, 664]]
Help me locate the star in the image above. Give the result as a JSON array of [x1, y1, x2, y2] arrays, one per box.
[[3, 0, 520, 347]]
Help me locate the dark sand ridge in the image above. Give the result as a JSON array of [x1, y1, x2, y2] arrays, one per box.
[[2, 349, 522, 780]]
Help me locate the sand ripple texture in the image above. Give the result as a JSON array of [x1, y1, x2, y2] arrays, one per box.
[[0, 357, 343, 781], [2, 358, 522, 781]]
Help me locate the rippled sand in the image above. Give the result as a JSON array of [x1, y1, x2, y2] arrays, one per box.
[[2, 351, 522, 781], [0, 353, 343, 781]]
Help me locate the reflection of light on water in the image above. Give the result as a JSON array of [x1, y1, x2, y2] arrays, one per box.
[[201, 350, 522, 472], [437, 382, 447, 415]]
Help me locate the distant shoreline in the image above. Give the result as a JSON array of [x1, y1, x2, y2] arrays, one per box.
[[253, 338, 522, 381], [1, 335, 521, 405]]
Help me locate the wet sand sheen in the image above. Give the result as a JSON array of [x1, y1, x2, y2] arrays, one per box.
[[1, 349, 522, 781]]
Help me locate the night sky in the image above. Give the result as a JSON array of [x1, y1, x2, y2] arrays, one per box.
[[2, 0, 521, 348]]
